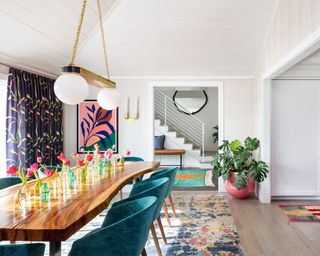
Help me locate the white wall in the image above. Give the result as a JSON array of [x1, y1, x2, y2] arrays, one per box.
[[64, 78, 254, 162]]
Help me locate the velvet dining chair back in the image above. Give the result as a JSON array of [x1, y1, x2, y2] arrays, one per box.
[[68, 196, 157, 256], [119, 156, 144, 199], [150, 167, 178, 198], [0, 177, 21, 190], [128, 177, 169, 220], [147, 167, 178, 227], [0, 243, 45, 256], [123, 156, 144, 162], [111, 177, 170, 256], [112, 177, 169, 219]]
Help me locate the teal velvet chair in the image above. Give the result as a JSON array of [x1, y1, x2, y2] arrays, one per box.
[[0, 243, 45, 256], [113, 177, 169, 256], [68, 196, 157, 256], [119, 156, 144, 199], [0, 177, 21, 190], [124, 156, 144, 162], [149, 167, 178, 226], [38, 165, 62, 178]]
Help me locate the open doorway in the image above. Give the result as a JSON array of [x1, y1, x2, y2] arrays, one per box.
[[150, 81, 224, 191]]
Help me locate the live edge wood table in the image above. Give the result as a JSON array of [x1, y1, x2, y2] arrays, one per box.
[[0, 161, 160, 256]]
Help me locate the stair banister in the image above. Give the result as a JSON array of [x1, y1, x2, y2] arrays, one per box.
[[155, 90, 205, 160]]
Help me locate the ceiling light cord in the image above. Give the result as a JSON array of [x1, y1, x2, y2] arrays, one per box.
[[69, 0, 88, 66], [96, 0, 110, 79]]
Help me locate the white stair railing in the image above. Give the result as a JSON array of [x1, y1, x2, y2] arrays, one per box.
[[154, 90, 205, 158]]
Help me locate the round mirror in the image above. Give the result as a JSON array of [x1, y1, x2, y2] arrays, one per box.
[[173, 90, 208, 115]]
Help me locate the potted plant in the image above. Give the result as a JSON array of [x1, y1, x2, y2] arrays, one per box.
[[212, 137, 269, 199]]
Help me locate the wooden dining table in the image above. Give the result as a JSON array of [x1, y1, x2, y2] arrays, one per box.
[[0, 161, 160, 256]]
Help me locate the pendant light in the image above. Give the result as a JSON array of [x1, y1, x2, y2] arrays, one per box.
[[54, 0, 120, 109]]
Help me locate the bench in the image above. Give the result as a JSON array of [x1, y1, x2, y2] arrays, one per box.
[[154, 149, 186, 169]]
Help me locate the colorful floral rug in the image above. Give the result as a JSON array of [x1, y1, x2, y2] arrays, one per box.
[[279, 205, 320, 222], [2, 193, 243, 255], [174, 169, 215, 187]]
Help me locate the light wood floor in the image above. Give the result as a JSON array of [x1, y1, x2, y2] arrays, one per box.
[[228, 196, 320, 256], [172, 191, 320, 256]]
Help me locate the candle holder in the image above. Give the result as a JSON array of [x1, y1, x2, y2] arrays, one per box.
[[124, 97, 139, 126]]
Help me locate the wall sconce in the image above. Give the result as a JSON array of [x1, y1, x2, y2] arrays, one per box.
[[124, 97, 139, 126]]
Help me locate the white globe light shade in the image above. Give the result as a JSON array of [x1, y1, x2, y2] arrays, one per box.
[[97, 88, 121, 110], [54, 73, 89, 105]]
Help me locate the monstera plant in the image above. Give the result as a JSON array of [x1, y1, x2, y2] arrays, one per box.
[[212, 137, 269, 198]]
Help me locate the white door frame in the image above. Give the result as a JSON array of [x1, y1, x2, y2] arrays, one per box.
[[148, 81, 225, 192], [259, 27, 320, 203]]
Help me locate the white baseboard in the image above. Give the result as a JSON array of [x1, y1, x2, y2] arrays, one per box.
[[272, 195, 320, 201]]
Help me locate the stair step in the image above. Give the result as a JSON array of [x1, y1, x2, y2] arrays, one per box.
[[200, 162, 213, 169]]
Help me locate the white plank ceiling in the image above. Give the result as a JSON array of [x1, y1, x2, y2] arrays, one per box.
[[0, 0, 116, 76], [0, 0, 278, 77]]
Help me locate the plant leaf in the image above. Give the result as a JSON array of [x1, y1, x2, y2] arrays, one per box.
[[80, 121, 86, 137], [234, 172, 249, 189], [230, 140, 241, 152]]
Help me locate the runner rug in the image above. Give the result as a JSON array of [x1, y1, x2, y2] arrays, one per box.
[[279, 205, 320, 222], [173, 169, 215, 187]]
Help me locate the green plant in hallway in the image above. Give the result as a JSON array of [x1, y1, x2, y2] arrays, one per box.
[[212, 125, 218, 144], [211, 137, 269, 199]]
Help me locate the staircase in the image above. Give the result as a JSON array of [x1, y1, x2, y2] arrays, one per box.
[[154, 90, 214, 168]]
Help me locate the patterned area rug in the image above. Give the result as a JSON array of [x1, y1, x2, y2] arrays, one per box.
[[2, 194, 243, 256], [279, 205, 320, 222], [174, 170, 215, 187], [145, 194, 243, 255]]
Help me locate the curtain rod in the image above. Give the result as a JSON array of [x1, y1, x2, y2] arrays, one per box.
[[0, 63, 57, 79]]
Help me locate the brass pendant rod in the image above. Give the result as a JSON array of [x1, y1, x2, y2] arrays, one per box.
[[69, 0, 88, 66]]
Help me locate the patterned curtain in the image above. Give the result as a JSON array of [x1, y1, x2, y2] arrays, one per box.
[[6, 68, 63, 169]]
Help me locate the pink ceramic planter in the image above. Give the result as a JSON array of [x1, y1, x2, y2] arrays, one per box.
[[224, 172, 255, 199]]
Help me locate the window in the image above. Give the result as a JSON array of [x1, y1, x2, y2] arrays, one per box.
[[0, 79, 7, 176]]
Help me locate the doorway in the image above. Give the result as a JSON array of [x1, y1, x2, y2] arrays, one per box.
[[150, 81, 223, 191]]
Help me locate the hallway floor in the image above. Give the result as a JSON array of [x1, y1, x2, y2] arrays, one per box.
[[228, 196, 320, 256]]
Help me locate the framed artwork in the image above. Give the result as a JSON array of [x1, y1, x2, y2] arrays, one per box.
[[77, 100, 119, 153]]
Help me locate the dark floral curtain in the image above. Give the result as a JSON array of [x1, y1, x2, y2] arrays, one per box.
[[6, 68, 63, 169]]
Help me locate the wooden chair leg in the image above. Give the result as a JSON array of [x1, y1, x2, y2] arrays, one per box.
[[157, 216, 167, 244], [168, 195, 177, 219], [120, 189, 123, 200], [150, 223, 162, 256], [141, 248, 147, 256], [10, 241, 16, 244], [162, 202, 171, 227]]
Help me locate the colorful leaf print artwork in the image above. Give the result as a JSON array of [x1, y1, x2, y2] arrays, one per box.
[[78, 101, 118, 153]]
